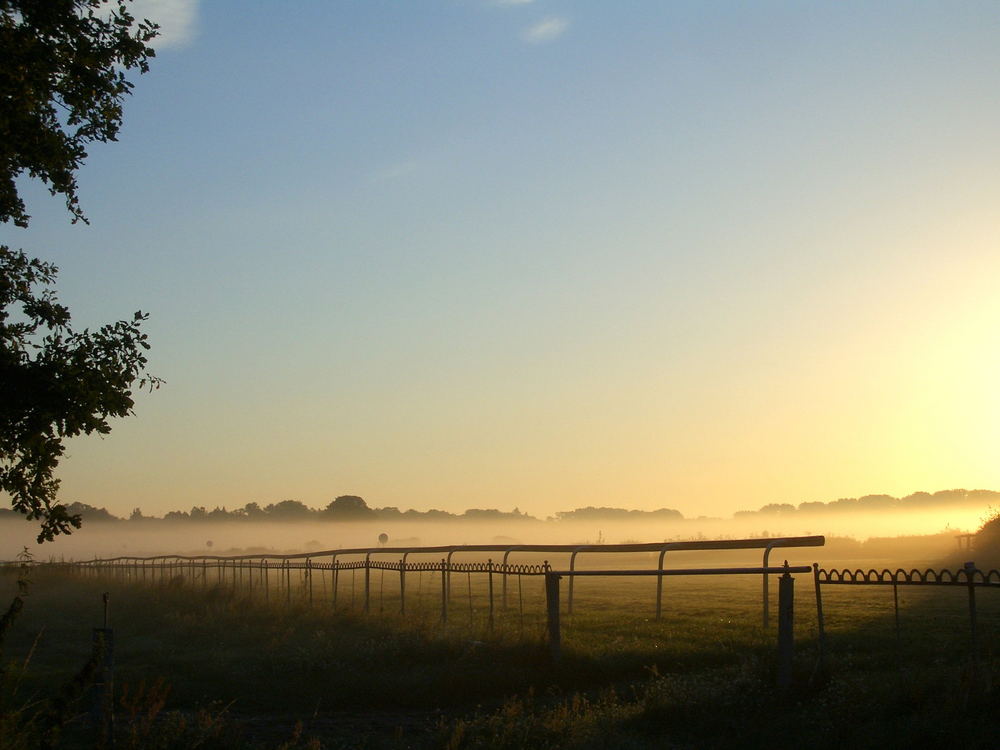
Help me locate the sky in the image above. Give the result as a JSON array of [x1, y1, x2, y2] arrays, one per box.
[[5, 0, 1000, 521]]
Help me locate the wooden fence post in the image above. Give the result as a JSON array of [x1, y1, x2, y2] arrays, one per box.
[[91, 626, 115, 741], [777, 561, 794, 689], [545, 568, 561, 663], [92, 592, 114, 742]]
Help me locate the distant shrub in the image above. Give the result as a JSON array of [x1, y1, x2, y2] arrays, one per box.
[[974, 507, 1000, 566]]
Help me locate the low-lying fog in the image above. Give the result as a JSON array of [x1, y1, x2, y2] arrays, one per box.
[[2, 505, 988, 561]]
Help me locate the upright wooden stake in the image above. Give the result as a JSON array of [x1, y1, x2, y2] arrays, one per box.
[[777, 561, 794, 690], [545, 570, 561, 663]]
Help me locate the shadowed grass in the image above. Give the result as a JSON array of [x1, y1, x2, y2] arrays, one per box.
[[1, 560, 997, 748]]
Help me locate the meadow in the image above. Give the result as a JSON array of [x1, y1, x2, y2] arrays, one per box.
[[0, 540, 997, 749]]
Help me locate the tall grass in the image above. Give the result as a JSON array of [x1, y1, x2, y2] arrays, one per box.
[[1, 559, 997, 748]]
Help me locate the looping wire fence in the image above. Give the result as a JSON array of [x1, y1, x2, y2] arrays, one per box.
[[817, 566, 1000, 586], [812, 562, 1000, 677]]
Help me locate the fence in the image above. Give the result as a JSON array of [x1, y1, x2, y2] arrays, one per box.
[[62, 535, 824, 627], [813, 561, 1000, 672], [39, 542, 826, 689], [542, 562, 814, 688], [11, 543, 999, 691]]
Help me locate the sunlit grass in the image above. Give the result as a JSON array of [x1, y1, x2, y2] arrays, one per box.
[[1, 553, 998, 748]]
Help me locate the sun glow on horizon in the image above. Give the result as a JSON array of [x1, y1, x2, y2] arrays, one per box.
[[10, 2, 1000, 523]]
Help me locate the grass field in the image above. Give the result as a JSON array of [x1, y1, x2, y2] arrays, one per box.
[[1, 548, 998, 749]]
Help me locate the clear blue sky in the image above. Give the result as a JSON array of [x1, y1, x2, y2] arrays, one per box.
[[6, 0, 1000, 519]]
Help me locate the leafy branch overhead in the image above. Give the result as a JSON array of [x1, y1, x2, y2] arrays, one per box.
[[0, 0, 158, 226], [0, 0, 161, 542], [0, 247, 161, 541]]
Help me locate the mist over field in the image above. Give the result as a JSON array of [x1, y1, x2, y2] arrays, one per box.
[[2, 504, 987, 562]]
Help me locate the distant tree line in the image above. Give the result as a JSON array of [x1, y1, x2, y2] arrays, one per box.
[[0, 488, 992, 526], [0, 496, 543, 524], [733, 488, 998, 518], [553, 507, 684, 521]]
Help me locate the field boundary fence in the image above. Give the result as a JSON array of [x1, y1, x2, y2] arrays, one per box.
[[542, 562, 814, 688], [9, 540, 1000, 691], [28, 535, 824, 628], [813, 562, 1000, 673]]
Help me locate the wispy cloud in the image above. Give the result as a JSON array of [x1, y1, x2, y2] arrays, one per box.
[[130, 0, 200, 49], [520, 16, 569, 44], [494, 0, 536, 6], [368, 158, 423, 184]]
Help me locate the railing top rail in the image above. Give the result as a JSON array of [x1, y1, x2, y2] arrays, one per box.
[[550, 566, 813, 577], [62, 535, 825, 565]]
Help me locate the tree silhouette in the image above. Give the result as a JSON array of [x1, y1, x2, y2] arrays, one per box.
[[0, 0, 159, 541], [0, 0, 157, 226], [324, 495, 375, 520]]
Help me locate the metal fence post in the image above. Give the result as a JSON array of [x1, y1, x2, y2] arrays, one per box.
[[440, 559, 448, 624], [655, 548, 668, 619], [813, 563, 826, 670], [892, 581, 900, 643], [332, 559, 339, 607], [446, 550, 456, 606], [307, 558, 313, 605], [364, 555, 371, 614], [399, 559, 406, 615], [763, 543, 775, 628], [964, 561, 979, 678], [487, 559, 495, 632], [502, 549, 514, 609], [568, 549, 581, 614], [777, 561, 794, 689]]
